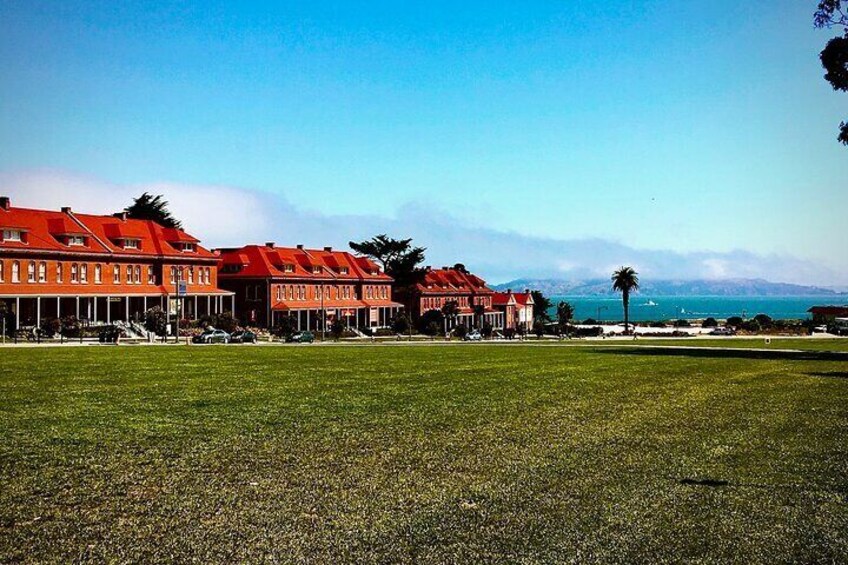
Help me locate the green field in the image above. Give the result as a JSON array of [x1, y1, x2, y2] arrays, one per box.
[[2, 345, 847, 562]]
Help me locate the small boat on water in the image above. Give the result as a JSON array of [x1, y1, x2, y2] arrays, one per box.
[[643, 300, 658, 306]]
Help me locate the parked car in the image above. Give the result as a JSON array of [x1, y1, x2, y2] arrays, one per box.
[[464, 330, 483, 341], [193, 328, 231, 344], [230, 330, 257, 344], [812, 325, 829, 334], [98, 325, 125, 343], [708, 327, 736, 336], [286, 331, 315, 343]]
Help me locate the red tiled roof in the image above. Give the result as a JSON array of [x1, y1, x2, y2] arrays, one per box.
[[808, 305, 848, 315], [416, 267, 493, 295], [217, 245, 393, 282], [0, 204, 216, 260]]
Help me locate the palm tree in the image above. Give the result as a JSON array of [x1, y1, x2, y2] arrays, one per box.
[[611, 266, 639, 333]]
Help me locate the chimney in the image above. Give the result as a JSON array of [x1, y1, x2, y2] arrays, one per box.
[[296, 244, 304, 250], [323, 246, 332, 252], [62, 206, 73, 214], [442, 266, 449, 270], [524, 288, 530, 294], [0, 196, 9, 211], [112, 211, 127, 221], [507, 288, 513, 294], [265, 242, 275, 249]]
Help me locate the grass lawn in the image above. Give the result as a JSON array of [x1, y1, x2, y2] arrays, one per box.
[[1, 345, 847, 562]]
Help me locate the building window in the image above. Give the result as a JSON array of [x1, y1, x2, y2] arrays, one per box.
[[57, 263, 63, 283], [187, 267, 194, 284], [133, 266, 141, 284], [38, 261, 47, 283], [80, 264, 88, 283], [284, 264, 294, 273], [148, 266, 155, 285], [339, 267, 349, 275], [0, 261, 4, 282], [113, 265, 120, 284], [2, 229, 23, 242], [71, 263, 79, 283], [94, 264, 102, 284], [67, 235, 85, 246], [179, 242, 195, 253], [27, 261, 36, 283], [126, 265, 133, 284], [11, 261, 20, 283], [169, 267, 176, 284], [124, 239, 139, 249]]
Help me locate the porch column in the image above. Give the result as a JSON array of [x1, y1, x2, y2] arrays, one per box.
[[231, 295, 235, 317], [194, 296, 198, 320], [143, 296, 147, 313], [15, 297, 20, 329], [56, 297, 60, 318], [207, 295, 211, 316], [93, 297, 98, 323], [125, 297, 129, 321], [75, 296, 80, 319], [106, 297, 111, 324], [36, 297, 41, 328]]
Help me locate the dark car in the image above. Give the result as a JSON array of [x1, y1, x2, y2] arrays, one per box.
[[98, 325, 125, 343], [286, 331, 315, 343], [230, 330, 257, 344]]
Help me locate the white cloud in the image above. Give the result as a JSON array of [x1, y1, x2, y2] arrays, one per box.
[[2, 169, 844, 286]]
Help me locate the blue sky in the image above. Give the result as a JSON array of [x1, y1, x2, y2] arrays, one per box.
[[1, 1, 846, 284]]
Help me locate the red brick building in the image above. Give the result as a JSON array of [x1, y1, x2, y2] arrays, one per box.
[[407, 266, 504, 330], [492, 289, 535, 331], [0, 196, 233, 333], [216, 243, 402, 331]]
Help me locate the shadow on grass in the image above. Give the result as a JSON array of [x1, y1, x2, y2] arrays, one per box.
[[806, 371, 848, 379], [679, 478, 729, 487], [593, 346, 848, 362]]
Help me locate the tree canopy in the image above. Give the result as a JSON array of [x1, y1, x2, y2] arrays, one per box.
[[349, 234, 426, 288], [814, 1, 848, 145], [125, 193, 183, 229], [531, 291, 552, 323]]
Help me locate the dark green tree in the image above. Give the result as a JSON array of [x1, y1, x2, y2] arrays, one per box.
[[272, 314, 298, 338], [814, 1, 848, 145], [611, 266, 640, 333], [125, 193, 182, 229], [441, 300, 460, 335], [349, 235, 426, 288], [556, 301, 575, 337], [144, 307, 168, 336], [531, 291, 552, 323]]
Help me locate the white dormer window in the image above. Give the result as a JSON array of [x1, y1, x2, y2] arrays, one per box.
[[2, 229, 22, 242], [339, 267, 349, 275], [283, 264, 294, 273], [179, 242, 195, 252], [123, 239, 139, 249], [312, 266, 321, 274], [68, 235, 85, 246]]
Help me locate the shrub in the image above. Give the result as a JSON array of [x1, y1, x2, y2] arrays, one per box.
[[726, 316, 744, 328], [649, 321, 667, 328], [673, 319, 691, 328], [453, 324, 468, 338], [753, 314, 773, 329], [702, 317, 718, 328], [144, 307, 168, 336], [330, 318, 345, 340], [272, 314, 298, 338], [533, 321, 546, 338], [39, 317, 61, 338], [418, 310, 444, 335], [61, 315, 81, 337], [481, 322, 493, 338], [582, 318, 598, 325], [391, 313, 411, 334]]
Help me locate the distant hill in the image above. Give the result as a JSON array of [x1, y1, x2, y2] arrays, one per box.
[[491, 278, 846, 297]]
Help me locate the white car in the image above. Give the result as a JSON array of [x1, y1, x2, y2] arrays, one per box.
[[194, 329, 230, 344], [464, 330, 483, 341]]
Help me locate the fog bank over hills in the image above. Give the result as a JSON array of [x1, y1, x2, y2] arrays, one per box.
[[492, 278, 848, 297]]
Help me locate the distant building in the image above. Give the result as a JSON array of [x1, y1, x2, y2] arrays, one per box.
[[0, 196, 232, 332], [405, 266, 504, 329], [216, 243, 402, 330], [808, 305, 848, 324], [493, 289, 535, 331]]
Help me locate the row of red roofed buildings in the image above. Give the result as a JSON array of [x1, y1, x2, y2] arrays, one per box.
[[0, 197, 533, 334]]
